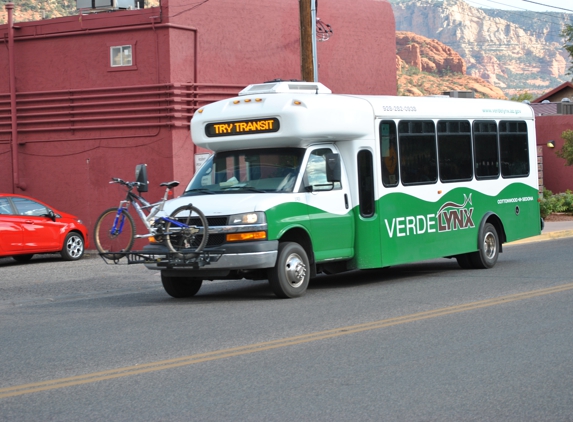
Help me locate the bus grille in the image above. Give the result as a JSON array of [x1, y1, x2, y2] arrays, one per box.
[[171, 215, 228, 247]]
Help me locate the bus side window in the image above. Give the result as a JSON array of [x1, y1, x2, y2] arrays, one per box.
[[437, 120, 473, 182], [473, 120, 500, 179], [398, 120, 437, 185], [380, 121, 399, 187], [357, 150, 375, 217], [302, 148, 342, 192], [500, 121, 529, 178]]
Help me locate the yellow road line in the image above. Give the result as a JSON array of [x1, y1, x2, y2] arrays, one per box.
[[2, 282, 573, 399]]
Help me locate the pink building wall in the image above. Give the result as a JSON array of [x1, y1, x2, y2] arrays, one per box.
[[536, 115, 573, 194], [0, 0, 397, 237]]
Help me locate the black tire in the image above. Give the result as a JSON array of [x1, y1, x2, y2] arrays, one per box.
[[469, 222, 499, 269], [12, 254, 34, 263], [455, 253, 474, 269], [161, 273, 203, 298], [268, 242, 310, 298], [61, 232, 85, 261], [165, 205, 209, 255], [94, 207, 136, 260]]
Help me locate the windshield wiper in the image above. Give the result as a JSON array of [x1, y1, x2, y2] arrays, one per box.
[[220, 186, 267, 193], [183, 188, 216, 195]]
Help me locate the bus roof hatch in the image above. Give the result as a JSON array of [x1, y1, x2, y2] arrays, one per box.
[[239, 81, 332, 96]]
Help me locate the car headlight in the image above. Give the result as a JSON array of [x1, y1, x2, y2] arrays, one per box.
[[228, 212, 265, 225]]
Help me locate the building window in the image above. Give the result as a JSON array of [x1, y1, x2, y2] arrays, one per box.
[[111, 45, 132, 67], [108, 41, 137, 71]]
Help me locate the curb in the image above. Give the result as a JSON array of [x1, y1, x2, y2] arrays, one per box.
[[507, 230, 573, 245]]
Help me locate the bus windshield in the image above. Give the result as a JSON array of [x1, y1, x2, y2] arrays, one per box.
[[183, 148, 305, 195]]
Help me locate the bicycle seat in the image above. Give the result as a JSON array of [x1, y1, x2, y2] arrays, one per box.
[[160, 181, 180, 189]]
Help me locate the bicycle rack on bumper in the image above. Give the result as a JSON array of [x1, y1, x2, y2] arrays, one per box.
[[98, 249, 224, 269]]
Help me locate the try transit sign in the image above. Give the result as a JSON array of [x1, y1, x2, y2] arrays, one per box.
[[205, 118, 280, 137]]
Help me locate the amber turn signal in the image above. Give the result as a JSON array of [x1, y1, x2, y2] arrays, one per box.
[[226, 232, 267, 242]]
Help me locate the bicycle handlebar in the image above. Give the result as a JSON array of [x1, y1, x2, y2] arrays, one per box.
[[109, 178, 143, 189], [109, 177, 178, 190]]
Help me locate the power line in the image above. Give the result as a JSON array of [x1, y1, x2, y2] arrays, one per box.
[[522, 0, 573, 13]]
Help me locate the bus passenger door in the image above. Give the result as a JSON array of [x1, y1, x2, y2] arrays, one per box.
[[301, 147, 354, 262]]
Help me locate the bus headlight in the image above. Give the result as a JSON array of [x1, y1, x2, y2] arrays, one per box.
[[228, 212, 266, 225]]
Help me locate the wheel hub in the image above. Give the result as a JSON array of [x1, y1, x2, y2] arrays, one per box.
[[285, 253, 307, 288], [67, 236, 83, 258], [484, 231, 497, 259]]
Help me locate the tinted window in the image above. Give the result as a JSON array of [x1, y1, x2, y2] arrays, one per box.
[[500, 121, 529, 177], [303, 148, 342, 192], [12, 198, 50, 216], [357, 150, 375, 217], [398, 120, 437, 185], [473, 120, 499, 179], [437, 120, 473, 182], [0, 198, 14, 215], [380, 121, 399, 187]]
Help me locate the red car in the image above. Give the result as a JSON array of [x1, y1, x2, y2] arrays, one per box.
[[0, 194, 89, 262]]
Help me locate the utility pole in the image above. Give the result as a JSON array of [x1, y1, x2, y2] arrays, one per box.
[[299, 0, 317, 82]]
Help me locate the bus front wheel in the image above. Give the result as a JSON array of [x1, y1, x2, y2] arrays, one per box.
[[268, 242, 310, 298], [469, 222, 499, 269]]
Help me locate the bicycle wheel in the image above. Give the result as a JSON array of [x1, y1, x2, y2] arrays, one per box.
[[94, 207, 136, 260], [165, 205, 209, 255]]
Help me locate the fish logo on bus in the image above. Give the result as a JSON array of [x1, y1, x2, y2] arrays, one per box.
[[384, 194, 475, 238], [437, 194, 475, 232]]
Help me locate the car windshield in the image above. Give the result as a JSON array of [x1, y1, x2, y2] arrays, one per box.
[[184, 148, 304, 195]]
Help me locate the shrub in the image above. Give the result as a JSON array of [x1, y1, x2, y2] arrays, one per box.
[[539, 189, 573, 218]]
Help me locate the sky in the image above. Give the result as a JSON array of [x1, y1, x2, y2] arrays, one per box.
[[464, 0, 573, 12]]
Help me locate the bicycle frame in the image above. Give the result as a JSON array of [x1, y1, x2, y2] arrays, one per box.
[[112, 183, 173, 239]]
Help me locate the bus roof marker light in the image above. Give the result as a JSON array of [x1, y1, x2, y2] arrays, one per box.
[[245, 99, 252, 103], [255, 98, 262, 102], [233, 100, 240, 104], [294, 100, 302, 105]]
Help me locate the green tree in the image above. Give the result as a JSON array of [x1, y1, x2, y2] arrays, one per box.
[[510, 91, 533, 102], [562, 24, 573, 79], [555, 129, 573, 166]]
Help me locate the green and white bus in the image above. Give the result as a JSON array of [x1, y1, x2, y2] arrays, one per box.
[[146, 81, 541, 298]]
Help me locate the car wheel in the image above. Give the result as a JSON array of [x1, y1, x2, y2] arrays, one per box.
[[61, 232, 85, 261], [12, 254, 34, 263]]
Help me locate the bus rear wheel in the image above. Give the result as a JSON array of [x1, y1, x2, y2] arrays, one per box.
[[161, 273, 203, 298], [268, 242, 310, 298], [469, 222, 499, 269]]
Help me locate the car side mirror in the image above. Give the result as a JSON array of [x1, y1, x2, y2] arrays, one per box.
[[325, 153, 341, 183], [135, 164, 149, 193], [47, 209, 56, 221]]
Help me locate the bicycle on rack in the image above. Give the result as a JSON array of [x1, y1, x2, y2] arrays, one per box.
[[94, 176, 209, 260]]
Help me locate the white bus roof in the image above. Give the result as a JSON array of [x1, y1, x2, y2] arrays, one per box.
[[191, 82, 534, 151]]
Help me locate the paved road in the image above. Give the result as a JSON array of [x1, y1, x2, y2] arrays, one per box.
[[1, 233, 572, 421]]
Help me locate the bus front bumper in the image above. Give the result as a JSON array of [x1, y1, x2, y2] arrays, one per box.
[[142, 240, 278, 271]]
